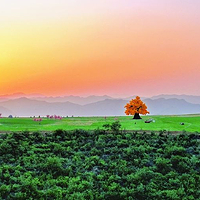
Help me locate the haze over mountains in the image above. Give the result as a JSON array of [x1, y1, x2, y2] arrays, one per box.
[[151, 94, 200, 105], [0, 93, 200, 117]]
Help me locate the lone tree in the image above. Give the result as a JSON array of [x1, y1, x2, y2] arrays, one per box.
[[124, 96, 150, 119]]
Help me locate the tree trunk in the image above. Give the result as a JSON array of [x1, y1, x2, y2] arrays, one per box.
[[133, 113, 141, 119]]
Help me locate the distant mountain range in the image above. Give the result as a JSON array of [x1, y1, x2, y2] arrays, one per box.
[[31, 95, 113, 105], [0, 92, 45, 99], [0, 94, 200, 117], [0, 93, 113, 105], [151, 94, 200, 104]]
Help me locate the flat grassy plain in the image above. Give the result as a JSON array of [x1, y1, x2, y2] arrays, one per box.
[[0, 115, 200, 133]]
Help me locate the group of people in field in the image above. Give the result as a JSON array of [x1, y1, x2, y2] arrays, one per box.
[[33, 118, 42, 122], [46, 115, 63, 120], [33, 115, 63, 122]]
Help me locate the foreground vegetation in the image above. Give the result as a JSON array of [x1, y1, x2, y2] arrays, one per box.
[[0, 115, 200, 133], [0, 127, 200, 199]]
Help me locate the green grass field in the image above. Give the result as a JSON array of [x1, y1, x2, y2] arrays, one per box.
[[0, 115, 200, 133]]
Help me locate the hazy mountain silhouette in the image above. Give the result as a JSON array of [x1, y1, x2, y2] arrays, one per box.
[[144, 98, 200, 115], [2, 93, 200, 105], [0, 98, 9, 103], [82, 99, 127, 116], [0, 97, 200, 117], [0, 98, 81, 117], [151, 94, 200, 104], [123, 96, 147, 101], [0, 92, 44, 100], [0, 106, 13, 116], [32, 95, 113, 105]]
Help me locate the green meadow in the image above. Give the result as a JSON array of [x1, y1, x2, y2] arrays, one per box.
[[0, 115, 200, 133]]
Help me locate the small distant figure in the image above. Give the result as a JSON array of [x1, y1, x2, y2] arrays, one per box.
[[0, 113, 2, 118], [33, 118, 42, 123], [72, 115, 74, 117], [57, 116, 62, 120], [8, 115, 13, 118]]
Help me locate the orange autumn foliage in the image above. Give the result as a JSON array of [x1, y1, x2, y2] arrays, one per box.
[[124, 96, 150, 116]]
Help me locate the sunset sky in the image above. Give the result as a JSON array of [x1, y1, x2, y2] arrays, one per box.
[[0, 0, 200, 97]]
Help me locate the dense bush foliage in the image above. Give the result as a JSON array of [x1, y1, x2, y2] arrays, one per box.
[[0, 128, 200, 199]]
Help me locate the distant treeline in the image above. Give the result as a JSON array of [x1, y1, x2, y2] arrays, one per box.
[[0, 128, 200, 199]]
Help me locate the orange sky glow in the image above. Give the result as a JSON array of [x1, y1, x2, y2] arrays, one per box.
[[0, 0, 200, 97]]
